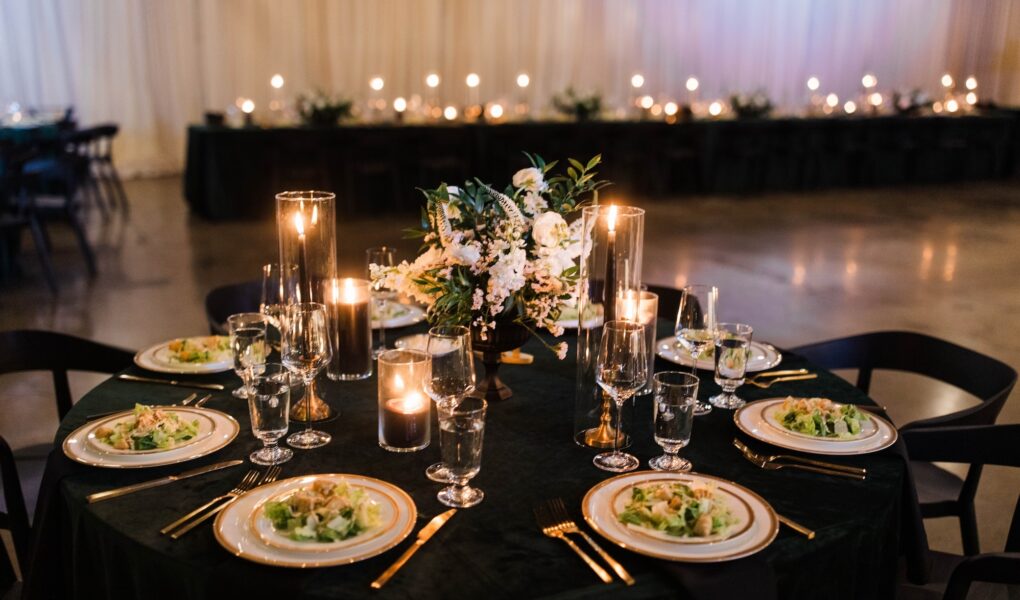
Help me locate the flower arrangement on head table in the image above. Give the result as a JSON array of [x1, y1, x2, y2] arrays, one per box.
[[371, 153, 610, 359]]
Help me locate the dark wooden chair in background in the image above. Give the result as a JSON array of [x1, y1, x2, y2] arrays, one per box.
[[0, 330, 134, 583], [0, 140, 57, 294], [204, 280, 261, 335], [791, 331, 1017, 556], [898, 424, 1020, 600]]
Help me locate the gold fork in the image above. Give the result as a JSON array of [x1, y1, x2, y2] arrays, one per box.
[[535, 503, 612, 583], [746, 369, 809, 382], [160, 469, 259, 535], [162, 466, 282, 538], [733, 439, 866, 476], [745, 374, 818, 388], [168, 465, 283, 539], [735, 441, 865, 480], [545, 498, 634, 586]]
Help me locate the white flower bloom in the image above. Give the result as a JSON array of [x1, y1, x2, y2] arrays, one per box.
[[553, 342, 568, 360], [445, 240, 482, 267], [521, 191, 548, 216], [512, 167, 546, 193], [532, 212, 569, 248]]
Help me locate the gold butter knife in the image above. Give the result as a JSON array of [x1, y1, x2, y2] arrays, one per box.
[[86, 459, 243, 503], [777, 514, 816, 539], [371, 509, 457, 589], [118, 373, 225, 391]]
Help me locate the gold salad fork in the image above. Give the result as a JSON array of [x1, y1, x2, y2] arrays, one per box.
[[545, 498, 634, 585], [162, 465, 282, 538], [535, 503, 613, 584], [734, 439, 866, 480]]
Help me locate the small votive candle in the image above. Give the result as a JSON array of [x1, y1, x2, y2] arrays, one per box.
[[378, 349, 431, 452], [327, 278, 373, 381], [619, 289, 659, 395]]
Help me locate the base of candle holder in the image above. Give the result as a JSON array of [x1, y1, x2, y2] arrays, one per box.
[[575, 393, 632, 449], [379, 440, 430, 453], [289, 380, 335, 422]]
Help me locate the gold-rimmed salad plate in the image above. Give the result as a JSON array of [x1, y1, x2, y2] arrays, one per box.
[[734, 398, 897, 456], [86, 407, 216, 455], [656, 337, 782, 372], [134, 335, 233, 375]]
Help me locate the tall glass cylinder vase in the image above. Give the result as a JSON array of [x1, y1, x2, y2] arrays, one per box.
[[573, 205, 645, 448], [277, 191, 337, 422]]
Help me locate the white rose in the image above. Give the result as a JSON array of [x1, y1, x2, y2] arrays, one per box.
[[521, 191, 548, 216], [512, 167, 545, 193], [446, 241, 482, 267], [532, 212, 568, 248]]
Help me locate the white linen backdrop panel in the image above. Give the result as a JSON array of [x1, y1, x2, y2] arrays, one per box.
[[0, 0, 1017, 176]]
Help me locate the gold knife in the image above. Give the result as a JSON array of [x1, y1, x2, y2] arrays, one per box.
[[86, 459, 243, 503], [118, 373, 225, 391], [371, 509, 457, 589], [777, 514, 816, 539]]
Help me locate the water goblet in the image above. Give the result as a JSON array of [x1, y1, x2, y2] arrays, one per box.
[[710, 323, 753, 409], [228, 312, 267, 399], [281, 302, 332, 449], [675, 284, 718, 415], [366, 247, 397, 358], [437, 397, 487, 508], [593, 320, 648, 473], [650, 371, 698, 472], [247, 363, 294, 466], [423, 325, 475, 483]]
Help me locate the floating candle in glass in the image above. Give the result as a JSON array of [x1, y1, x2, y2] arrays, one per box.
[[327, 278, 372, 381], [378, 349, 431, 452]]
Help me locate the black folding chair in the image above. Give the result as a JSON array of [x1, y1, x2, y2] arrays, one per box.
[[645, 284, 682, 321], [898, 424, 1020, 600], [0, 330, 134, 581], [0, 140, 57, 293], [792, 331, 1017, 555], [204, 280, 261, 335], [87, 124, 128, 214]]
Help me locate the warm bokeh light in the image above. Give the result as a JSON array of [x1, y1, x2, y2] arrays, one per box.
[[443, 105, 458, 120], [826, 93, 839, 108], [639, 95, 654, 109], [868, 92, 883, 107], [664, 101, 679, 116], [708, 101, 722, 116], [941, 73, 954, 88], [946, 99, 959, 113], [466, 73, 480, 88], [393, 97, 407, 112], [270, 74, 284, 89], [370, 76, 385, 91], [965, 76, 978, 90], [240, 99, 255, 113], [806, 77, 820, 91], [487, 103, 504, 119], [965, 92, 977, 105], [650, 103, 663, 116], [631, 74, 645, 89], [861, 73, 877, 88], [932, 101, 944, 113], [844, 100, 857, 114], [516, 73, 530, 88], [685, 77, 699, 92], [425, 73, 440, 88]]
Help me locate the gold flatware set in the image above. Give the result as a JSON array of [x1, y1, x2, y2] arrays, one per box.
[[371, 509, 458, 589], [535, 498, 634, 585], [734, 438, 866, 480], [744, 369, 818, 388], [161, 465, 282, 539], [118, 373, 225, 391]]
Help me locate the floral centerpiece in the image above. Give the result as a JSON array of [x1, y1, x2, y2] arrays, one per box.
[[372, 154, 608, 399], [552, 88, 603, 121], [296, 90, 353, 126], [729, 91, 773, 119]]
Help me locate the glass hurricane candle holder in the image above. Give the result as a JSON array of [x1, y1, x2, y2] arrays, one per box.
[[378, 349, 431, 452], [573, 204, 645, 449], [326, 278, 373, 381], [619, 289, 658, 396], [277, 191, 337, 421]]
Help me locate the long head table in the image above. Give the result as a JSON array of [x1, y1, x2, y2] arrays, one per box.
[[184, 112, 1020, 220], [26, 320, 924, 599]]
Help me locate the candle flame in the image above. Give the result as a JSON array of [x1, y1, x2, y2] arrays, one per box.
[[403, 391, 425, 412], [293, 211, 305, 236], [607, 205, 618, 233]]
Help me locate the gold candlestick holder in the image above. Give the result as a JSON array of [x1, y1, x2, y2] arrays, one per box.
[[290, 379, 333, 422], [583, 391, 630, 449]]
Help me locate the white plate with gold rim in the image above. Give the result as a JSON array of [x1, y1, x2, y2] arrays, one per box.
[[734, 398, 897, 456], [371, 302, 425, 330], [62, 407, 238, 468], [656, 337, 781, 372], [215, 474, 416, 568], [134, 336, 233, 375], [86, 408, 216, 455], [583, 471, 778, 563]]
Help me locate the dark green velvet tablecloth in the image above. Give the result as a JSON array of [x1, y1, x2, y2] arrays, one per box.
[[25, 320, 920, 599]]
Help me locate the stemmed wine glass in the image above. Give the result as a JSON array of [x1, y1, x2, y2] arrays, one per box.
[[366, 247, 397, 358], [593, 320, 648, 473], [228, 312, 267, 398], [423, 325, 475, 483], [281, 302, 332, 449], [675, 284, 718, 416], [260, 263, 299, 332]]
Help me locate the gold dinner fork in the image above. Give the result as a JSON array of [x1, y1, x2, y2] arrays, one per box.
[[545, 498, 634, 586], [735, 440, 865, 480], [732, 439, 866, 476], [535, 503, 613, 583], [745, 374, 818, 388], [162, 466, 282, 538]]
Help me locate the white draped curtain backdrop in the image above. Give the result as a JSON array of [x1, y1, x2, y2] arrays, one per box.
[[1, 0, 1018, 176]]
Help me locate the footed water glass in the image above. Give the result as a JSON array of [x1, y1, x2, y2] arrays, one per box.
[[366, 246, 397, 358], [424, 325, 475, 483], [437, 397, 487, 508], [650, 372, 698, 472], [247, 363, 293, 466], [228, 312, 268, 399], [710, 323, 753, 409]]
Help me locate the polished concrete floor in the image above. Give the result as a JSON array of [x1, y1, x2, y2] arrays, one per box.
[[1, 176, 1019, 555]]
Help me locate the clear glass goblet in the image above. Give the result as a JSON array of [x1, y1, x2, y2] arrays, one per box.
[[710, 323, 753, 409], [650, 371, 698, 472], [675, 284, 718, 415], [593, 320, 648, 473], [437, 397, 487, 508], [247, 363, 294, 466]]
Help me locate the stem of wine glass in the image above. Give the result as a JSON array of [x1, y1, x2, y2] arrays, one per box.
[[690, 350, 699, 376], [613, 394, 624, 456], [305, 375, 313, 431]]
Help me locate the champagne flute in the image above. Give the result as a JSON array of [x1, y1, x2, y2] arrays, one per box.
[[260, 263, 299, 331], [593, 320, 647, 473], [247, 363, 293, 466], [281, 302, 332, 449], [675, 284, 718, 415], [228, 312, 267, 399], [423, 325, 475, 483], [650, 371, 698, 472], [366, 247, 397, 358]]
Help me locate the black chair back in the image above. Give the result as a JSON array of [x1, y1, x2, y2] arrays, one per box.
[[791, 331, 1016, 430], [205, 280, 261, 335], [644, 284, 682, 321]]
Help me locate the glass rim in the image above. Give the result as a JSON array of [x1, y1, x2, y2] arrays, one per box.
[[365, 246, 398, 255], [445, 396, 487, 417], [263, 262, 299, 273], [602, 319, 645, 332], [682, 283, 718, 293], [275, 190, 335, 201], [580, 204, 646, 218], [228, 312, 268, 324], [654, 370, 700, 388], [288, 301, 327, 311], [428, 325, 471, 338], [716, 322, 753, 335], [378, 348, 430, 365]]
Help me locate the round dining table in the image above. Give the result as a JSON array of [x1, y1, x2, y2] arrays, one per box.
[[25, 320, 924, 600]]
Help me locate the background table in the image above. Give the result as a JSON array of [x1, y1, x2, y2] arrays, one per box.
[[27, 320, 918, 599], [183, 113, 1020, 220]]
